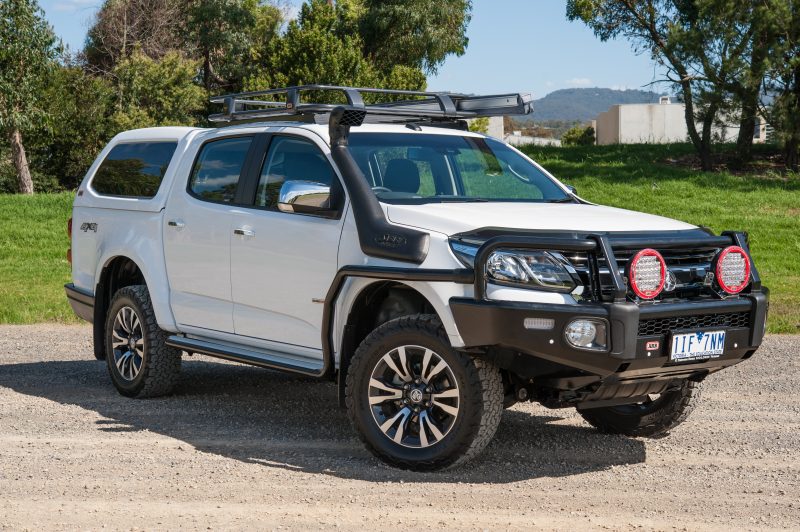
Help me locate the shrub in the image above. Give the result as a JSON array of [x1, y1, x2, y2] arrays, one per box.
[[561, 125, 595, 146]]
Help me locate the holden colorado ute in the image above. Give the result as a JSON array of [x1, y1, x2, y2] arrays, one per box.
[[64, 85, 769, 470]]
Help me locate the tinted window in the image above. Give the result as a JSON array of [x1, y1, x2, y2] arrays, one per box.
[[190, 137, 253, 203], [91, 142, 177, 198], [256, 137, 335, 209]]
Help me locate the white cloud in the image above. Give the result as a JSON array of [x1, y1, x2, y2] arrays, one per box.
[[566, 77, 593, 87]]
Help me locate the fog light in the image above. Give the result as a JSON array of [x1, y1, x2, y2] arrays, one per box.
[[564, 319, 608, 351]]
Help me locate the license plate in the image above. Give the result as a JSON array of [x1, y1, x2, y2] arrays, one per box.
[[670, 330, 726, 362]]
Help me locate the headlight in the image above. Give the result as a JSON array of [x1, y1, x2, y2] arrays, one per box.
[[486, 250, 577, 292], [450, 241, 479, 267]]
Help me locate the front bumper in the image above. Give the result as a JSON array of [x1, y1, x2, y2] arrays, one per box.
[[450, 289, 768, 382]]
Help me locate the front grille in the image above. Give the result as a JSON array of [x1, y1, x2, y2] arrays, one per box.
[[638, 311, 751, 336], [566, 247, 719, 271], [565, 246, 721, 301]]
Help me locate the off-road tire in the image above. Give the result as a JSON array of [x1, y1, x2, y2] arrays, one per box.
[[346, 314, 503, 471], [578, 380, 701, 438], [104, 285, 181, 398]]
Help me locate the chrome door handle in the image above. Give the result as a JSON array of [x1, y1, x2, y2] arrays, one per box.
[[233, 228, 255, 237], [167, 219, 185, 229]]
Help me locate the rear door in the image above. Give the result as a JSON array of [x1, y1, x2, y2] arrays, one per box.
[[230, 132, 346, 349], [163, 133, 260, 333]]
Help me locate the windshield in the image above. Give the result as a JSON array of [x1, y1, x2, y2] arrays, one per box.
[[347, 132, 571, 204]]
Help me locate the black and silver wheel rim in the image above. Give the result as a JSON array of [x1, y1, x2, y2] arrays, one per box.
[[368, 345, 460, 449], [111, 306, 144, 381]]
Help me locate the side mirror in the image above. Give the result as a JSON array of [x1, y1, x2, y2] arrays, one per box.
[[277, 180, 333, 216], [565, 184, 578, 196]]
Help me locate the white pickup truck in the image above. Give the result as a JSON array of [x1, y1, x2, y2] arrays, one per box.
[[65, 85, 768, 470]]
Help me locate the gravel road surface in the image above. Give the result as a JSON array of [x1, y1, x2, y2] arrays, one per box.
[[1, 325, 798, 530]]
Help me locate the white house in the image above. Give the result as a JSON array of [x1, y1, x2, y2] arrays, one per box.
[[593, 97, 768, 145]]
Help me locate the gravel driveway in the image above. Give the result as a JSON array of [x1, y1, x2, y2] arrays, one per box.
[[1, 324, 798, 530]]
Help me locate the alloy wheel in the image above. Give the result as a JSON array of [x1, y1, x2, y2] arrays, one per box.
[[111, 306, 144, 381], [368, 345, 460, 448]]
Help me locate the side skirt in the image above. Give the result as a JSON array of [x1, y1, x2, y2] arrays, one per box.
[[166, 335, 324, 377]]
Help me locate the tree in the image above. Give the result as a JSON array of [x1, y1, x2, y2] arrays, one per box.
[[32, 64, 116, 190], [245, 0, 426, 93], [359, 0, 472, 75], [679, 0, 780, 167], [185, 0, 283, 92], [764, 1, 800, 170], [468, 117, 489, 134], [0, 0, 60, 194], [111, 50, 206, 129], [561, 124, 596, 146], [566, 0, 765, 171], [85, 0, 184, 72]]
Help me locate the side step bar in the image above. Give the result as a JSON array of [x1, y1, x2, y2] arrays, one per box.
[[166, 335, 324, 377]]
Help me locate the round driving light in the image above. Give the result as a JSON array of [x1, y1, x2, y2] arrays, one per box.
[[628, 248, 666, 300], [565, 320, 597, 347], [715, 245, 751, 294]]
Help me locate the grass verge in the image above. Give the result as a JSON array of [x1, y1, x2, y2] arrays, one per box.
[[0, 192, 75, 323]]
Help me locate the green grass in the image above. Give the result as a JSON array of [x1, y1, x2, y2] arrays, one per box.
[[0, 192, 75, 323], [1, 143, 798, 332], [520, 143, 800, 333]]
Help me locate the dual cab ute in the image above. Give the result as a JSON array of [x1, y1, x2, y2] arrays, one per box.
[[65, 85, 768, 470]]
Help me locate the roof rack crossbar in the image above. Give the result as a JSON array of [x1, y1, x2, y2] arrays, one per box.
[[208, 84, 532, 125]]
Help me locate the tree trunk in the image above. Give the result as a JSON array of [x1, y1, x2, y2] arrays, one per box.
[[786, 137, 799, 171], [733, 95, 758, 169], [733, 29, 770, 169], [203, 49, 211, 91], [680, 80, 702, 151], [787, 65, 800, 172], [9, 128, 34, 195], [698, 100, 719, 172], [679, 79, 715, 171]]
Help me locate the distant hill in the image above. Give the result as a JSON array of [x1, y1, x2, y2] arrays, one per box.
[[521, 88, 664, 122]]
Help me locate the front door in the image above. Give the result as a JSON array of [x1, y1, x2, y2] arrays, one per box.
[[163, 135, 256, 333], [231, 134, 345, 349]]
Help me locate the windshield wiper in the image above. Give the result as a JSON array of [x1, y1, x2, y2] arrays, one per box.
[[435, 197, 490, 203], [547, 197, 578, 203]]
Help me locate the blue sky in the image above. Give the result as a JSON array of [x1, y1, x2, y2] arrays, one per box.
[[40, 0, 666, 98]]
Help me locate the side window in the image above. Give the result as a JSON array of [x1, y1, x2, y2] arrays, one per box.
[[189, 136, 253, 203], [91, 141, 177, 198], [256, 137, 335, 209]]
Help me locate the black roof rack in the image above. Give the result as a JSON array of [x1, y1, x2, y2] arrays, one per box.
[[208, 84, 532, 125]]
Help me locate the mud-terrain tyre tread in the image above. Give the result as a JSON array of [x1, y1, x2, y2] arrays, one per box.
[[578, 380, 701, 438], [105, 285, 181, 398], [345, 314, 503, 471]]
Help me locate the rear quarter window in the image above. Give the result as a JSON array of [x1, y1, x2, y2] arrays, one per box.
[[91, 142, 178, 198]]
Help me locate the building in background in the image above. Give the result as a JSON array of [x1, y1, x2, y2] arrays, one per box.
[[593, 97, 768, 145], [504, 131, 561, 147]]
